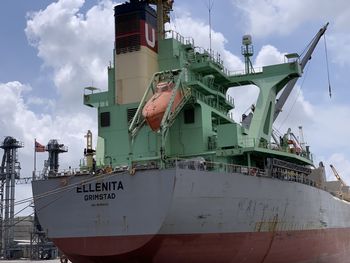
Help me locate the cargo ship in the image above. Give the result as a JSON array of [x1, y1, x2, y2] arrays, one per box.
[[32, 1, 350, 263]]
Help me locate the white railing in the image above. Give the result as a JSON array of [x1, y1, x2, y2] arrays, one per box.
[[165, 30, 194, 46]]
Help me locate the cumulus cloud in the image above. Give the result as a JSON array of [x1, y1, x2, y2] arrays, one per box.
[[325, 153, 350, 183], [232, 0, 350, 66], [273, 84, 350, 184], [274, 86, 314, 132], [232, 0, 346, 37], [168, 10, 244, 71], [327, 33, 350, 66], [25, 0, 116, 109], [0, 81, 95, 170], [254, 45, 285, 67], [0, 81, 96, 214]]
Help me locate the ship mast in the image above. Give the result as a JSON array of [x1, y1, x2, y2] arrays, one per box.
[[157, 0, 164, 39], [242, 35, 254, 74], [225, 24, 329, 148], [146, 0, 174, 39]]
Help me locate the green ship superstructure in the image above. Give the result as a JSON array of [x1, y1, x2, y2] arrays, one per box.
[[84, 17, 325, 175]]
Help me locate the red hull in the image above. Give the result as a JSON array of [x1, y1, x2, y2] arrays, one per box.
[[54, 228, 350, 263]]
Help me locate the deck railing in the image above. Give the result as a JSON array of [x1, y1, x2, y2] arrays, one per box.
[[34, 156, 317, 192], [165, 30, 194, 46], [172, 158, 317, 188]]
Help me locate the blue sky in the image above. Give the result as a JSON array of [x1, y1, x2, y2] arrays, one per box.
[[1, 0, 350, 214]]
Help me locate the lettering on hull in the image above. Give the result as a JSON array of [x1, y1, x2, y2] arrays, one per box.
[[76, 181, 124, 205]]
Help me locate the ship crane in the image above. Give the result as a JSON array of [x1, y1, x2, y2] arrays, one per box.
[[273, 22, 329, 121], [330, 164, 347, 187]]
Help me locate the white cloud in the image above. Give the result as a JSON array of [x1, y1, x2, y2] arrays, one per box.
[[26, 96, 56, 113], [1, 81, 96, 214], [232, 0, 347, 37], [232, 0, 305, 37], [0, 81, 95, 171], [273, 84, 350, 185], [274, 86, 314, 132], [232, 0, 350, 66], [327, 33, 350, 66], [168, 10, 244, 71], [254, 45, 285, 67], [25, 0, 116, 109], [325, 153, 350, 184]]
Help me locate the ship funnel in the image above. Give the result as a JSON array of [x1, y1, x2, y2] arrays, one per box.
[[114, 0, 159, 104]]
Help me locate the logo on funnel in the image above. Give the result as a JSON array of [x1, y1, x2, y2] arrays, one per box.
[[145, 22, 156, 48]]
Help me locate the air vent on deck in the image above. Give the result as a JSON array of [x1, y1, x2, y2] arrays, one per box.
[[101, 112, 110, 127], [127, 108, 138, 123]]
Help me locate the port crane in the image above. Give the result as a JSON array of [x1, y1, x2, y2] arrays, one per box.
[[330, 164, 347, 187]]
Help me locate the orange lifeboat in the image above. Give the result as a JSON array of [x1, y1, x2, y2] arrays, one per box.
[[142, 81, 183, 131]]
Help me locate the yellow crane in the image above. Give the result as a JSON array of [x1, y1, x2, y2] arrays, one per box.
[[330, 164, 347, 187]]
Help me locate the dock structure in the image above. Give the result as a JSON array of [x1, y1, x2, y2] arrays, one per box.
[[0, 136, 23, 259], [0, 137, 59, 260]]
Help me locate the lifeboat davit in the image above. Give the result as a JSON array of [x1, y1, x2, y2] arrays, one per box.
[[142, 81, 183, 131]]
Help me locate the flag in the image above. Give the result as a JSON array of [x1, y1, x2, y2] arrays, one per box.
[[35, 141, 45, 152]]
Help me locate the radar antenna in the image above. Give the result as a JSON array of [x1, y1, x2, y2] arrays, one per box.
[[241, 35, 254, 74]]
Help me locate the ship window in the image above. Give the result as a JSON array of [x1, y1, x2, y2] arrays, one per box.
[[184, 108, 195, 124], [100, 112, 110, 127]]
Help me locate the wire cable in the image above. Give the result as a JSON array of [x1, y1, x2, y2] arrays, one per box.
[[324, 33, 332, 98], [277, 63, 310, 131]]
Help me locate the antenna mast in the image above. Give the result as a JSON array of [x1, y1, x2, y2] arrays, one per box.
[[242, 35, 254, 74], [207, 0, 214, 53], [298, 126, 305, 149]]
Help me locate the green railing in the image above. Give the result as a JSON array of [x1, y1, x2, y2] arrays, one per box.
[[238, 137, 313, 161]]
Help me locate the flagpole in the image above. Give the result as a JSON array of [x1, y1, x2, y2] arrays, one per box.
[[33, 138, 36, 180]]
